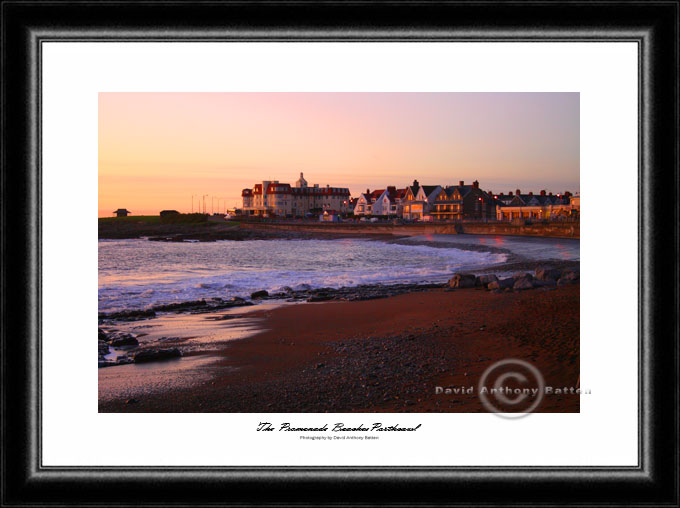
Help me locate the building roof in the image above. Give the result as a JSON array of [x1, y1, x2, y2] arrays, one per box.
[[436, 187, 459, 201], [378, 186, 402, 203], [266, 183, 292, 194], [248, 179, 350, 196], [454, 185, 475, 198], [421, 185, 440, 197], [502, 191, 571, 207]]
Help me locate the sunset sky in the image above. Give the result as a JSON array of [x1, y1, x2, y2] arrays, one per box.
[[98, 92, 579, 217]]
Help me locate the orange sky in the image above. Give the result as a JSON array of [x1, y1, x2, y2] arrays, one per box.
[[99, 92, 579, 217]]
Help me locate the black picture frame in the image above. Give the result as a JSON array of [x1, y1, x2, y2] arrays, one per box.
[[2, 1, 678, 505]]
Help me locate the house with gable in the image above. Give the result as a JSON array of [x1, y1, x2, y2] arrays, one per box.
[[431, 180, 495, 221], [372, 186, 405, 216], [401, 180, 442, 220], [353, 190, 374, 216]]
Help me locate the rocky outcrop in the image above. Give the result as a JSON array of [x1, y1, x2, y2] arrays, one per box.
[[98, 309, 156, 321], [109, 333, 139, 347], [307, 295, 333, 302], [513, 277, 534, 290], [487, 278, 515, 290], [133, 348, 182, 363], [447, 273, 477, 289], [557, 269, 580, 285], [250, 290, 269, 299], [152, 300, 208, 312], [98, 340, 109, 358], [535, 266, 563, 282], [477, 274, 499, 287], [483, 267, 580, 292]]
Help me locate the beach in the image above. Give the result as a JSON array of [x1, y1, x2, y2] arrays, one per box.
[[98, 231, 579, 413], [98, 283, 579, 413]]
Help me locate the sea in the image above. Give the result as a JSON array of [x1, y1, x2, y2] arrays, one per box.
[[98, 234, 580, 313]]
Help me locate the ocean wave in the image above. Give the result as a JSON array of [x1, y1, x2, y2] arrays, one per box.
[[98, 238, 511, 312]]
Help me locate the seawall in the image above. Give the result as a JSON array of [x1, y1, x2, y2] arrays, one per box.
[[239, 221, 579, 239]]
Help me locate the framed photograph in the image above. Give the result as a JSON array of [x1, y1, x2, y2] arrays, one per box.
[[2, 1, 678, 505]]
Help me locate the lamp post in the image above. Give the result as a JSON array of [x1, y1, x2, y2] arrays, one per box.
[[203, 195, 208, 215]]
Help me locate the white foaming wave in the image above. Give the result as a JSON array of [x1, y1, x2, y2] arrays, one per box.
[[98, 241, 509, 312], [99, 253, 508, 312]]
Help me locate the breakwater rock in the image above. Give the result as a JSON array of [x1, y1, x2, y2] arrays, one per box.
[[447, 265, 579, 293]]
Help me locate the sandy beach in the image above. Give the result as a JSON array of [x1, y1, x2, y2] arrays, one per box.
[[99, 283, 579, 413]]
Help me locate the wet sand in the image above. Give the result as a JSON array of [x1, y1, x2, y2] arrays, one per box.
[[99, 285, 579, 413]]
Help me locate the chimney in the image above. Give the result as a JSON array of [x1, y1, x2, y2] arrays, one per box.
[[459, 180, 464, 186], [508, 191, 513, 196], [516, 189, 521, 196], [528, 191, 533, 196], [499, 192, 504, 196], [540, 190, 546, 196], [366, 188, 370, 194], [413, 179, 419, 187], [473, 180, 479, 189], [548, 192, 552, 196]]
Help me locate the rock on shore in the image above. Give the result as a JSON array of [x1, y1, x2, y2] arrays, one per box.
[[98, 328, 183, 368], [99, 297, 254, 322], [447, 265, 579, 293], [133, 348, 182, 363]]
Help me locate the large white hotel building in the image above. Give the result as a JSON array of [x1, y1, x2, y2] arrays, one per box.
[[242, 173, 351, 217]]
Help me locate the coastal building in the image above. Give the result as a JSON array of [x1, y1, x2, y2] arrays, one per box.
[[394, 188, 408, 216], [401, 180, 442, 220], [113, 208, 130, 217], [353, 186, 407, 216], [353, 191, 373, 216], [570, 193, 580, 211], [431, 181, 496, 221], [430, 187, 460, 220], [241, 173, 351, 217], [495, 192, 516, 206], [372, 186, 406, 216], [496, 189, 576, 221]]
